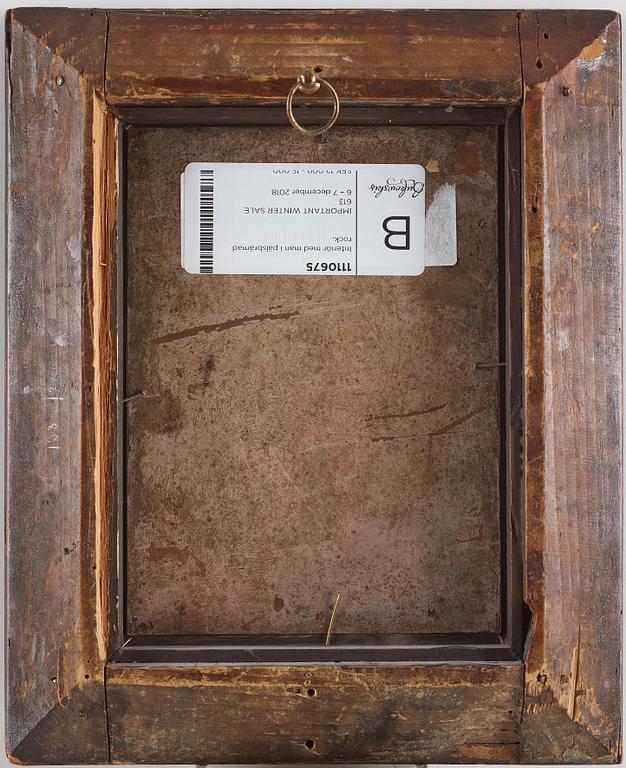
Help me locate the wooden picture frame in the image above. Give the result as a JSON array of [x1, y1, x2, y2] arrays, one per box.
[[5, 8, 621, 764]]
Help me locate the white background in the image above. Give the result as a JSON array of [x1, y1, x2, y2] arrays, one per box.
[[1, 1, 624, 767]]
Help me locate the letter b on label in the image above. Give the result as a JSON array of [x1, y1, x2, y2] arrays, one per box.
[[382, 216, 410, 250]]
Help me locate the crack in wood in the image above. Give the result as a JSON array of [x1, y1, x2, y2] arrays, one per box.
[[151, 309, 302, 345]]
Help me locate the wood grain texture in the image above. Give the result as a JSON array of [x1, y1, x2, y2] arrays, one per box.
[[91, 90, 119, 664], [105, 9, 522, 106], [107, 662, 523, 763], [519, 10, 622, 762], [125, 124, 502, 637], [6, 8, 110, 763]]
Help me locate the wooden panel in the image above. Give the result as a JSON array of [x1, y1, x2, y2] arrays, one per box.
[[519, 10, 622, 762], [107, 662, 523, 763], [6, 8, 111, 764], [105, 9, 522, 106], [124, 124, 502, 636]]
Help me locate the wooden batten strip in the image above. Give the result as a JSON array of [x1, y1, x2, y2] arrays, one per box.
[[521, 81, 547, 679], [91, 94, 118, 661]]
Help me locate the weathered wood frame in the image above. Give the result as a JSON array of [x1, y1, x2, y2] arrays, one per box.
[[5, 8, 621, 764]]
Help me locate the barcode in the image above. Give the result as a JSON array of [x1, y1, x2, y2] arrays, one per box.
[[199, 169, 214, 273]]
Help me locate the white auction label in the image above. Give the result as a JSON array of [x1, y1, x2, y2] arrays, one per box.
[[181, 163, 425, 276]]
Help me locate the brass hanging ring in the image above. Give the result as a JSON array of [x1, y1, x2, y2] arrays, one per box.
[[286, 68, 340, 137]]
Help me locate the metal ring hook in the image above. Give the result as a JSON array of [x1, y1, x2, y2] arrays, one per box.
[[286, 68, 340, 137]]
